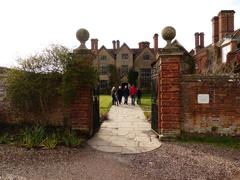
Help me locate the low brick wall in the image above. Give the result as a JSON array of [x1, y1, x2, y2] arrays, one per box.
[[181, 75, 240, 136]]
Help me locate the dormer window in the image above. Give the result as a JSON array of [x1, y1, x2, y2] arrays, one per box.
[[100, 55, 107, 60], [143, 53, 150, 60], [121, 54, 128, 59]]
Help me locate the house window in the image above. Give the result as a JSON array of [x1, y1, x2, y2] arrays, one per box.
[[221, 45, 230, 63], [143, 53, 150, 60], [100, 80, 108, 90], [121, 54, 128, 59], [100, 55, 107, 61], [121, 65, 128, 75], [140, 68, 151, 88], [100, 65, 108, 75]]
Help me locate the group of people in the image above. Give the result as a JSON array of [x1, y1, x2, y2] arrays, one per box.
[[111, 84, 142, 106]]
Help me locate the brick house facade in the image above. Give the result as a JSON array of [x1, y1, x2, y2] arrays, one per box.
[[194, 10, 240, 74]]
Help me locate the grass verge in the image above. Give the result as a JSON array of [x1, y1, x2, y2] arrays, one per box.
[[100, 95, 112, 119], [177, 133, 240, 149], [139, 94, 151, 120]]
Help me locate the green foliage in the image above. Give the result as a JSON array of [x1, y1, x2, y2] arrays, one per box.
[[40, 133, 59, 149], [20, 125, 45, 149], [108, 65, 120, 88], [62, 130, 82, 147], [0, 133, 11, 144], [6, 44, 99, 117], [6, 44, 69, 116], [0, 123, 86, 149], [178, 133, 240, 149], [62, 57, 98, 103], [6, 69, 62, 114], [128, 69, 138, 86]]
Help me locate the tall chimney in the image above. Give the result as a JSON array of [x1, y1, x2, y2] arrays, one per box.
[[194, 32, 199, 49], [218, 10, 235, 40], [153, 33, 159, 53], [95, 39, 98, 50], [199, 32, 204, 48], [116, 40, 120, 49], [91, 39, 95, 50], [212, 16, 219, 44], [139, 42, 144, 49], [112, 40, 116, 49]]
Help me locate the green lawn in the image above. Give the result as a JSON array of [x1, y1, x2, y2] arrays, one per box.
[[140, 94, 151, 119], [100, 95, 112, 116]]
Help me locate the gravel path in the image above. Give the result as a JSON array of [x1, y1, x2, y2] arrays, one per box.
[[0, 142, 239, 180]]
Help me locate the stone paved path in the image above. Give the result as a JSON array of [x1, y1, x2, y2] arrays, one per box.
[[87, 102, 161, 154]]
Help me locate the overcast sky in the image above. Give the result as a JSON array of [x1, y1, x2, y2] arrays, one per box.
[[0, 0, 239, 67]]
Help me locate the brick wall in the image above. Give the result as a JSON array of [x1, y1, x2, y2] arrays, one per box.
[[158, 55, 181, 137], [181, 75, 240, 136]]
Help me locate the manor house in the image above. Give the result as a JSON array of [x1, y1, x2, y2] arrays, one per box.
[[91, 35, 160, 90]]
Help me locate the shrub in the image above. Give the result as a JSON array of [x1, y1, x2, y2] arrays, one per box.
[[40, 133, 59, 149], [61, 130, 82, 147], [20, 125, 45, 149], [0, 133, 11, 144]]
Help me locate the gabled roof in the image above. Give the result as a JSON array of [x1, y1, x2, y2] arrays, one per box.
[[98, 45, 115, 59], [231, 28, 240, 39], [134, 47, 155, 60], [117, 43, 133, 54]]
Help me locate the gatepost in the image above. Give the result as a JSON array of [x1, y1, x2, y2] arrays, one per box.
[[68, 28, 97, 135], [157, 26, 184, 139]]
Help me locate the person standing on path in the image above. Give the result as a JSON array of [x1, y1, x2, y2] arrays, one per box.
[[123, 85, 129, 105], [130, 84, 137, 106], [117, 86, 123, 105], [136, 88, 142, 105], [111, 86, 117, 105]]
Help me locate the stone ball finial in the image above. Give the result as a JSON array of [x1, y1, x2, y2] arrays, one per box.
[[76, 28, 89, 49], [161, 26, 176, 47]]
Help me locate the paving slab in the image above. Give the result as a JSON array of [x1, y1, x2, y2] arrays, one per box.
[[87, 102, 161, 154]]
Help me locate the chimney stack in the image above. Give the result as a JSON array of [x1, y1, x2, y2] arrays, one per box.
[[138, 41, 150, 49], [199, 32, 204, 48], [218, 10, 235, 40], [194, 32, 200, 49], [139, 42, 144, 49], [112, 40, 116, 49], [116, 40, 120, 49], [153, 33, 159, 53], [91, 39, 95, 50], [90, 39, 98, 50], [212, 16, 219, 44], [95, 39, 98, 50]]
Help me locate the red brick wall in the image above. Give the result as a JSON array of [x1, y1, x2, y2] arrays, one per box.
[[181, 75, 240, 136], [69, 86, 93, 132], [158, 56, 181, 137]]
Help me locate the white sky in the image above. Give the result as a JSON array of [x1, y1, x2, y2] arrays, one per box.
[[0, 0, 239, 67]]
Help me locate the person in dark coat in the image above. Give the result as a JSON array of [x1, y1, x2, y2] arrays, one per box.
[[122, 85, 129, 105], [117, 86, 123, 105], [136, 88, 142, 105]]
